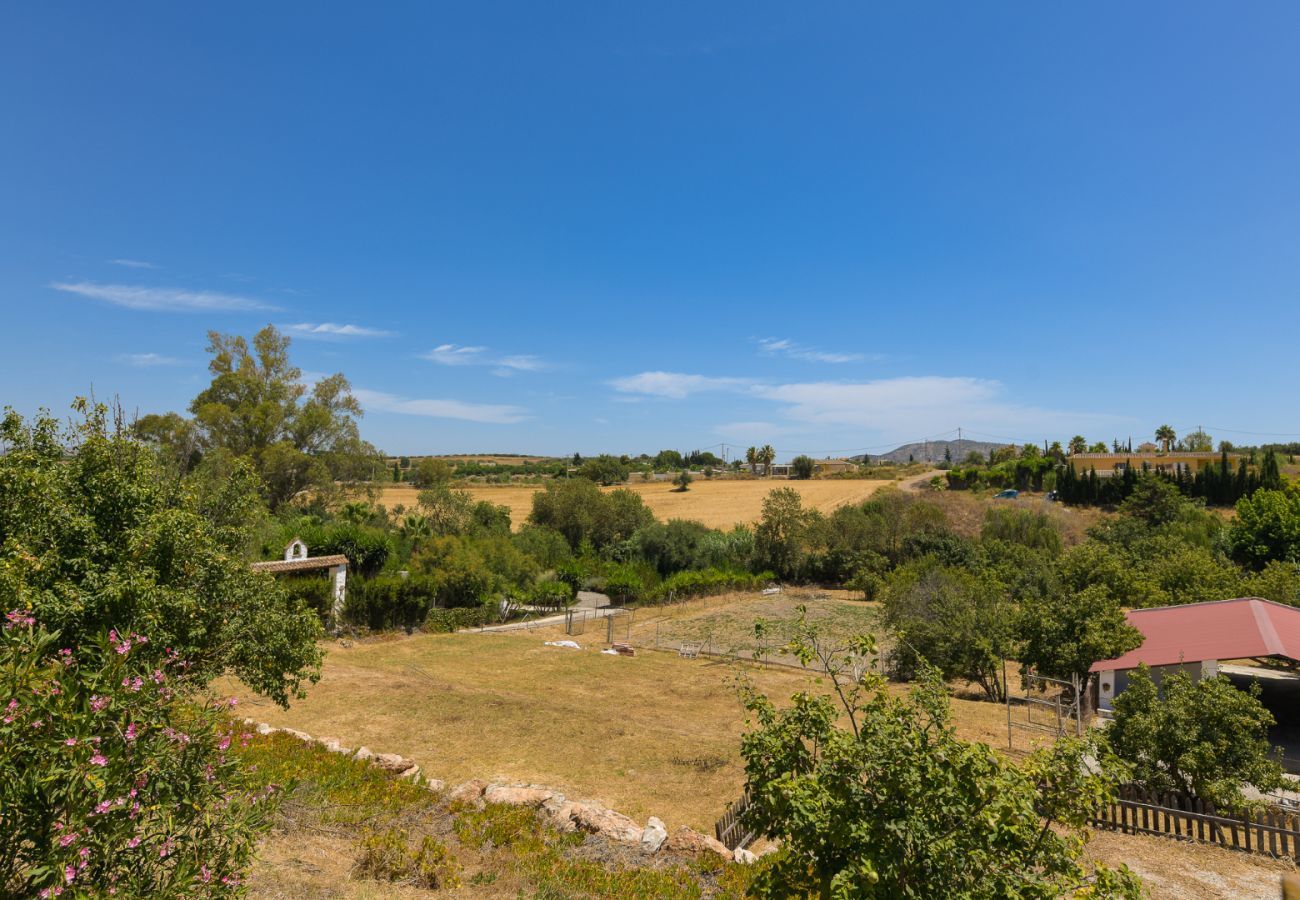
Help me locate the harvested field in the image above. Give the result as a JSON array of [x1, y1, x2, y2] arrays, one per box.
[[374, 477, 903, 530]]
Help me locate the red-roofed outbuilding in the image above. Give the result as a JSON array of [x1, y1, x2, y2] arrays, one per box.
[[1091, 597, 1300, 710]]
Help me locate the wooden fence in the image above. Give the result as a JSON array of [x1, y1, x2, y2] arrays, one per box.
[[715, 790, 758, 852], [1092, 784, 1300, 861]]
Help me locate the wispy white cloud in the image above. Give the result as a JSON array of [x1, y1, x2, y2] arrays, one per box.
[[108, 258, 157, 269], [422, 344, 549, 375], [757, 337, 876, 364], [282, 322, 394, 340], [353, 388, 530, 425], [608, 371, 754, 399], [611, 369, 1122, 439], [51, 281, 277, 312], [114, 352, 183, 367]]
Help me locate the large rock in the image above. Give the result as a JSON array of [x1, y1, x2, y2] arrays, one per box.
[[282, 728, 313, 742], [398, 765, 422, 781], [570, 803, 643, 843], [353, 746, 373, 761], [426, 778, 446, 793], [640, 816, 668, 853], [666, 827, 731, 859], [372, 752, 415, 774], [483, 784, 558, 808], [541, 797, 580, 833], [255, 723, 275, 736], [447, 779, 489, 805], [734, 847, 757, 865]]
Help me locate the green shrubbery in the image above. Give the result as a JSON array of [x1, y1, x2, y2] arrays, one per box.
[[0, 617, 277, 897], [654, 567, 774, 601], [343, 575, 438, 631]]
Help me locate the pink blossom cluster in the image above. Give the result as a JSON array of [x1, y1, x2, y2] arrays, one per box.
[[4, 608, 35, 629]]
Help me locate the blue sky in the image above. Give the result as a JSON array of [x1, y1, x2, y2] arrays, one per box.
[[4, 3, 1300, 458]]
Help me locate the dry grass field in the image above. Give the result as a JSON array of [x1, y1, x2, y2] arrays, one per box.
[[231, 590, 1293, 897], [375, 477, 904, 530], [222, 592, 1039, 834]]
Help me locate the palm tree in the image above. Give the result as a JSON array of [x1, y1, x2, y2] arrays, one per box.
[[745, 446, 758, 475], [1068, 435, 1087, 455], [1154, 425, 1176, 453], [760, 444, 776, 476]]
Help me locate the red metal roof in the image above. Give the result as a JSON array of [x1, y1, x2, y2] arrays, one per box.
[[1091, 597, 1300, 671]]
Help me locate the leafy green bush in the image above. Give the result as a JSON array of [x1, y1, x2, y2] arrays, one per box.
[[529, 579, 575, 610], [652, 568, 774, 602], [602, 563, 658, 605], [352, 827, 461, 889], [290, 521, 393, 577], [0, 615, 278, 897], [424, 607, 492, 632], [279, 575, 334, 621], [343, 575, 437, 631]]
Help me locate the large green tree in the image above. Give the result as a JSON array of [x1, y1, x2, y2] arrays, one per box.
[[0, 402, 322, 706], [1107, 666, 1283, 808], [738, 611, 1141, 898], [1017, 585, 1142, 687], [1229, 488, 1300, 569], [138, 324, 383, 507], [882, 559, 1015, 702]]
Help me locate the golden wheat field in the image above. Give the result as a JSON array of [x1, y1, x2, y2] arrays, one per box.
[[373, 477, 905, 530]]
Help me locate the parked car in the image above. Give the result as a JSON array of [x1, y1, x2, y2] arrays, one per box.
[[993, 489, 1019, 499]]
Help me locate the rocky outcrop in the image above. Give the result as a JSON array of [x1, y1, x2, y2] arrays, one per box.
[[666, 826, 732, 859], [483, 784, 559, 808], [570, 803, 643, 843], [447, 779, 488, 805]]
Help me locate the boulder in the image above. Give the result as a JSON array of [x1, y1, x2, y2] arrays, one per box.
[[282, 728, 313, 742], [398, 765, 422, 781], [371, 752, 415, 774], [354, 746, 373, 761], [541, 797, 579, 833], [666, 827, 731, 859], [426, 778, 446, 793], [734, 847, 757, 865], [447, 779, 488, 805], [483, 784, 558, 808], [640, 816, 668, 853], [255, 723, 275, 736], [570, 803, 643, 844]]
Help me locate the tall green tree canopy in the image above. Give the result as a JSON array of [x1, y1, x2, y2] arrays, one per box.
[[0, 402, 322, 706], [132, 324, 382, 508]]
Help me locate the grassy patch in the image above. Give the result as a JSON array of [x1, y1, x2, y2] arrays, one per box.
[[238, 732, 759, 898]]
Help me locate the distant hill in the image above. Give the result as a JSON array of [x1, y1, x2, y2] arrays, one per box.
[[856, 439, 1005, 465]]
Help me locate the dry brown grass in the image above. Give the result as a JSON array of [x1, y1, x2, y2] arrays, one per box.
[[374, 478, 901, 531], [221, 594, 1039, 833], [233, 590, 1292, 896]]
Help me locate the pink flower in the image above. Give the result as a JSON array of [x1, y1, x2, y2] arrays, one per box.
[[124, 723, 137, 741], [90, 695, 109, 712], [93, 800, 113, 815], [126, 837, 141, 849], [201, 865, 213, 883], [59, 832, 78, 847], [64, 738, 77, 746], [90, 754, 108, 767], [4, 609, 35, 629], [63, 864, 77, 884], [218, 735, 231, 751], [227, 697, 238, 708], [151, 670, 165, 684]]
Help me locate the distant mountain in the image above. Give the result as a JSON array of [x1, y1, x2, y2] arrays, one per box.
[[855, 439, 1005, 465]]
